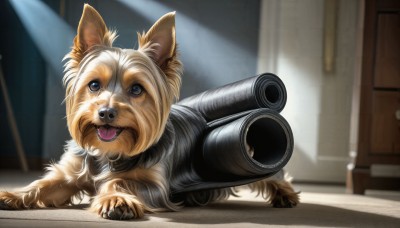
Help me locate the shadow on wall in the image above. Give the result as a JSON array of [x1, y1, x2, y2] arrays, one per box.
[[0, 0, 47, 166], [118, 0, 261, 97]]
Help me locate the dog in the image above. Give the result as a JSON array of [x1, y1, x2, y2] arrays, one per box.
[[0, 4, 299, 220]]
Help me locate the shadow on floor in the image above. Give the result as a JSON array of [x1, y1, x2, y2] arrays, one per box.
[[152, 200, 400, 227]]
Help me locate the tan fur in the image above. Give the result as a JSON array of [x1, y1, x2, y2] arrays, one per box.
[[64, 5, 181, 157], [0, 153, 87, 209], [0, 4, 299, 220], [89, 178, 147, 219], [248, 177, 300, 207]]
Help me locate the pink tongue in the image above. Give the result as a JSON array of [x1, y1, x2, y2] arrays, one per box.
[[97, 127, 118, 141]]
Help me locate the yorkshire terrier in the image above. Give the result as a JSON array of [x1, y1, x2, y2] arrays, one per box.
[[0, 4, 299, 220]]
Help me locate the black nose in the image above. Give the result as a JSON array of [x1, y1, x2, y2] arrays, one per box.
[[98, 107, 117, 123]]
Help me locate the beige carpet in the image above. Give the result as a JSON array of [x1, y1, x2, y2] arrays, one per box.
[[0, 171, 399, 227]]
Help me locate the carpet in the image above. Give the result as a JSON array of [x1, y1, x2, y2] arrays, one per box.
[[0, 171, 399, 227]]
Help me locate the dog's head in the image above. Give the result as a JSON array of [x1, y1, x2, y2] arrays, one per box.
[[63, 4, 181, 158]]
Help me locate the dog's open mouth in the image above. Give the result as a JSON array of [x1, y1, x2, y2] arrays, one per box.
[[96, 125, 124, 142]]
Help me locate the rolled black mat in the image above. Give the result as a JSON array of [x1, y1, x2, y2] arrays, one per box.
[[203, 108, 293, 177], [178, 73, 287, 121], [170, 108, 294, 194]]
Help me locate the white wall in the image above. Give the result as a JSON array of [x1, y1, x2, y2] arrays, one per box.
[[258, 0, 362, 182]]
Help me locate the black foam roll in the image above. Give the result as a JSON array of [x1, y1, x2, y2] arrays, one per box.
[[202, 108, 293, 177], [169, 108, 294, 194], [178, 73, 287, 121]]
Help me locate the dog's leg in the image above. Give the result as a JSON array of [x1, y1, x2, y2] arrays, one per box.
[[0, 152, 87, 210], [247, 170, 300, 208], [89, 178, 146, 220]]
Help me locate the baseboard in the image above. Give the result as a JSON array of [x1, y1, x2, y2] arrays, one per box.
[[0, 155, 48, 170]]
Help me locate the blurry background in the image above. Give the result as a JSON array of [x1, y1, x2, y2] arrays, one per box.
[[0, 0, 398, 190]]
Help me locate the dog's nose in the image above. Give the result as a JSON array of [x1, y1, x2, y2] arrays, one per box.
[[98, 107, 117, 123]]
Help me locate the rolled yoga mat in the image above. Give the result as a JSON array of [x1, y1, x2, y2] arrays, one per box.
[[203, 108, 293, 177], [170, 107, 294, 194], [178, 73, 287, 121]]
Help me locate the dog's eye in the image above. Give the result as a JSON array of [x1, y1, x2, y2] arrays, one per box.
[[88, 80, 101, 92], [129, 84, 144, 96]]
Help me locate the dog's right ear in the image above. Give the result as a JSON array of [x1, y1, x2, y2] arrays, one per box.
[[64, 4, 117, 111], [71, 4, 115, 62]]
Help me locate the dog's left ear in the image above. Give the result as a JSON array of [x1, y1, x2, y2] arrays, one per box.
[[138, 12, 182, 100], [138, 12, 177, 68]]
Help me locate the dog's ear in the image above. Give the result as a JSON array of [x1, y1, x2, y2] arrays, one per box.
[[72, 4, 115, 61], [138, 12, 182, 100], [138, 12, 177, 67]]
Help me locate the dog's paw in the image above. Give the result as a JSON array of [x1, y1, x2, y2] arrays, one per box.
[[0, 198, 14, 210], [90, 195, 145, 220], [101, 203, 135, 220], [0, 192, 24, 210], [272, 192, 300, 208]]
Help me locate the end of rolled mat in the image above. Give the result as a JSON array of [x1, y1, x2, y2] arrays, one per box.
[[255, 73, 287, 113], [202, 109, 293, 176]]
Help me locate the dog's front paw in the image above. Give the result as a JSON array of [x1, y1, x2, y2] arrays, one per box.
[[101, 203, 135, 220], [90, 194, 145, 220], [0, 192, 25, 210], [272, 191, 300, 208]]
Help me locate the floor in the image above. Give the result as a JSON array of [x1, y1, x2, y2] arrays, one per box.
[[0, 171, 400, 227]]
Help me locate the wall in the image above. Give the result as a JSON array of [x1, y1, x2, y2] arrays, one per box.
[[0, 0, 46, 168], [258, 0, 361, 182]]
